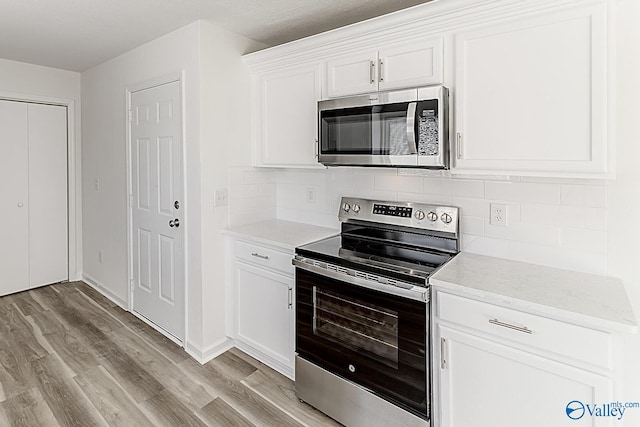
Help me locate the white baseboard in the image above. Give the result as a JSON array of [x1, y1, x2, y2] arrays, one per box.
[[185, 337, 234, 365], [81, 274, 128, 309]]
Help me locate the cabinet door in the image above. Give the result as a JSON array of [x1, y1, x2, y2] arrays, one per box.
[[378, 38, 443, 92], [235, 262, 294, 370], [254, 63, 323, 167], [326, 50, 378, 97], [453, 4, 607, 177], [437, 326, 613, 427]]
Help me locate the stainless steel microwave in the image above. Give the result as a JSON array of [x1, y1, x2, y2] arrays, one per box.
[[318, 86, 449, 168]]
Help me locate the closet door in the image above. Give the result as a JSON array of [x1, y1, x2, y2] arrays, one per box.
[[28, 103, 68, 287], [0, 100, 29, 293]]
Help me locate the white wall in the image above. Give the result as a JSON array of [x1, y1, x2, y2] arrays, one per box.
[[81, 22, 203, 348], [608, 0, 640, 419], [81, 19, 263, 361], [0, 58, 82, 282], [198, 21, 266, 356]]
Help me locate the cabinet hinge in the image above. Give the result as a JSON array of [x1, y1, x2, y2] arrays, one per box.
[[128, 109, 133, 123], [129, 195, 134, 207], [441, 337, 447, 370], [129, 278, 134, 287]]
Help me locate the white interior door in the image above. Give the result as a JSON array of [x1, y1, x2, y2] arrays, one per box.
[[28, 103, 68, 287], [130, 80, 185, 341], [0, 100, 30, 293]]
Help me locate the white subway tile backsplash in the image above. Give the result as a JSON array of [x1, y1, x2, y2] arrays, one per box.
[[461, 216, 484, 235], [521, 204, 607, 230], [424, 178, 484, 198], [561, 228, 607, 253], [397, 192, 452, 205], [374, 174, 423, 193], [485, 181, 561, 204], [560, 184, 607, 208], [229, 166, 610, 277], [452, 197, 488, 218], [517, 243, 607, 275]]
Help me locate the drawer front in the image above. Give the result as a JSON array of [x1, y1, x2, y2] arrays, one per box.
[[436, 291, 612, 369], [235, 241, 294, 276]]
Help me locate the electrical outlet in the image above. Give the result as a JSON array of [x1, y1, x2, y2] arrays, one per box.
[[306, 187, 316, 203], [214, 188, 229, 207], [490, 203, 508, 227], [98, 250, 103, 264]]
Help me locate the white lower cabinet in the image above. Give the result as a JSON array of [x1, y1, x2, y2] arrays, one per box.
[[434, 290, 616, 427], [230, 239, 295, 378]]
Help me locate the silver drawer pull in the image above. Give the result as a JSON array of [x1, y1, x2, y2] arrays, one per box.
[[489, 318, 532, 335], [251, 253, 270, 260]]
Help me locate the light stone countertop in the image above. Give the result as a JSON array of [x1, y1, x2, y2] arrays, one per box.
[[430, 252, 638, 334], [223, 219, 339, 251]]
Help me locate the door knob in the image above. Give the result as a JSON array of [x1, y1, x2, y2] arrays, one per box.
[[169, 218, 180, 228], [17, 203, 24, 208]]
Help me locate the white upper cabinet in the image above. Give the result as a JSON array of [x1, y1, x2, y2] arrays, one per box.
[[326, 38, 444, 98], [452, 3, 608, 177], [251, 62, 323, 168]]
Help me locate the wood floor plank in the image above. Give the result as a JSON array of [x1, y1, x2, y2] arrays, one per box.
[[243, 370, 341, 427], [0, 388, 60, 427], [31, 355, 108, 427], [27, 310, 68, 337], [74, 366, 155, 427], [209, 350, 258, 382], [12, 292, 46, 317], [106, 326, 214, 411], [41, 329, 101, 375], [141, 389, 207, 427], [97, 347, 165, 404], [197, 396, 256, 427], [61, 291, 124, 335], [0, 347, 37, 402], [179, 358, 304, 427]]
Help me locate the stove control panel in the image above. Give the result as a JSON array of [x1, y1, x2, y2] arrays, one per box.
[[339, 197, 459, 235]]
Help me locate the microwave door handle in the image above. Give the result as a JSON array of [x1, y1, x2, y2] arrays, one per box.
[[406, 102, 417, 154]]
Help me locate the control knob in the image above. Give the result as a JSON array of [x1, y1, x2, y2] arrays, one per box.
[[441, 213, 453, 224], [414, 210, 425, 220], [352, 204, 361, 213], [342, 202, 351, 212], [426, 211, 438, 222]]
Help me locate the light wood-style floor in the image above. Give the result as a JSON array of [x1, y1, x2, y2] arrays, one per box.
[[0, 281, 340, 426]]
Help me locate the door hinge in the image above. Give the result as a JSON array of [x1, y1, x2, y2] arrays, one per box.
[[129, 195, 134, 207], [441, 337, 447, 370], [128, 109, 133, 123], [129, 278, 134, 287]]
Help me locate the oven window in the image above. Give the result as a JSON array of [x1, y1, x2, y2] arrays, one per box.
[[313, 287, 399, 368]]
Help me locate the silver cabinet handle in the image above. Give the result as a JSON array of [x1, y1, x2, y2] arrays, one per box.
[[489, 318, 532, 334], [406, 102, 417, 154], [440, 337, 447, 369], [456, 132, 462, 159], [378, 59, 384, 82], [370, 60, 375, 84], [288, 287, 293, 309], [251, 253, 269, 260]]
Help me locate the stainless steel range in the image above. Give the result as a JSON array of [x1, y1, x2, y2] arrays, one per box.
[[293, 197, 460, 427]]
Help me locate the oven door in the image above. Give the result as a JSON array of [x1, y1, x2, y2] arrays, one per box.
[[295, 267, 429, 420]]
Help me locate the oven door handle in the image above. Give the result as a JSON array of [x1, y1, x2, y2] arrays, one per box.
[[293, 258, 429, 303]]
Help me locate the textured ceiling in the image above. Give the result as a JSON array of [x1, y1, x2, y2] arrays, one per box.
[[0, 0, 431, 72]]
